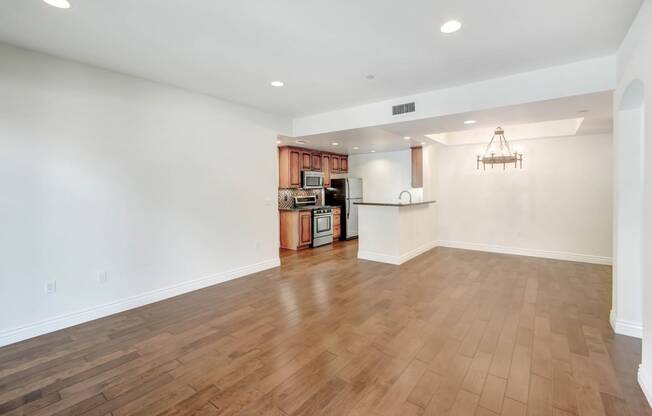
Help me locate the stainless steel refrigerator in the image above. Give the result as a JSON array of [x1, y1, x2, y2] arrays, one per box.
[[326, 178, 363, 240]]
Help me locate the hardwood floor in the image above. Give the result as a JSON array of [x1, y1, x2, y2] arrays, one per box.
[[1, 241, 649, 415]]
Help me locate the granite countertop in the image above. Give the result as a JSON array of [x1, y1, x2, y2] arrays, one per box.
[[353, 200, 437, 207], [278, 205, 335, 211], [278, 207, 315, 211]]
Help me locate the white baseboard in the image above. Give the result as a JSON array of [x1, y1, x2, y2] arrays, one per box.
[[0, 258, 280, 348], [358, 241, 438, 265], [436, 240, 612, 265], [610, 309, 643, 338], [639, 365, 652, 407]]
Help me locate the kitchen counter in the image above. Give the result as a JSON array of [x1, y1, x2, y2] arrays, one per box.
[[356, 201, 437, 265], [354, 200, 437, 207], [278, 207, 314, 211]]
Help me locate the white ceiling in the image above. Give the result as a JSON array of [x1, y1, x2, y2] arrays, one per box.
[[287, 91, 612, 154], [0, 0, 641, 116]]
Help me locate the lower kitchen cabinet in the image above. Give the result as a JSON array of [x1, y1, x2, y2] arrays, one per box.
[[332, 207, 341, 240], [280, 210, 312, 250]]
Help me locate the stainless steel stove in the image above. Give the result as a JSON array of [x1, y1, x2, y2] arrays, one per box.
[[311, 206, 333, 247]]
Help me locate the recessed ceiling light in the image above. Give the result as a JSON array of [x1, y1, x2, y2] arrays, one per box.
[[353, 146, 359, 150], [464, 120, 477, 125], [43, 0, 71, 8], [371, 150, 376, 153], [441, 20, 462, 34], [276, 140, 281, 144], [421, 142, 426, 145], [332, 142, 339, 146], [270, 80, 284, 87], [404, 136, 411, 140], [295, 140, 307, 144]]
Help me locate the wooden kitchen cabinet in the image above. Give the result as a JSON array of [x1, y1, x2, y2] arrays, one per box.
[[322, 154, 331, 187], [279, 210, 312, 250], [311, 153, 322, 171], [278, 145, 347, 188], [411, 146, 423, 188], [279, 147, 301, 188], [301, 151, 312, 170], [332, 207, 341, 240], [332, 155, 341, 172], [299, 211, 312, 246], [340, 156, 348, 173]]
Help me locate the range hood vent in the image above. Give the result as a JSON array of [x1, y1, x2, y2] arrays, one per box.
[[392, 102, 415, 116]]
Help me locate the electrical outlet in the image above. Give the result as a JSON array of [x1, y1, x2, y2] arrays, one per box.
[[45, 280, 57, 294], [97, 271, 108, 283]]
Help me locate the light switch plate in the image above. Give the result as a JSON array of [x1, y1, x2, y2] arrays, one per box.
[[45, 280, 57, 294]]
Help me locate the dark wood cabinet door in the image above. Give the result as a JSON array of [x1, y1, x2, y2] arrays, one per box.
[[301, 152, 312, 170], [322, 155, 331, 187], [299, 212, 312, 246], [333, 224, 341, 240], [340, 156, 348, 173], [332, 156, 340, 172], [411, 146, 423, 188], [311, 153, 322, 171], [290, 149, 301, 187]]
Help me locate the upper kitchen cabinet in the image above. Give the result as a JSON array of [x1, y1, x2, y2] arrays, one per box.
[[279, 147, 301, 188], [331, 154, 348, 173], [311, 153, 322, 171], [301, 150, 312, 171], [322, 154, 331, 187], [411, 146, 423, 188], [332, 155, 340, 172], [279, 146, 347, 188]]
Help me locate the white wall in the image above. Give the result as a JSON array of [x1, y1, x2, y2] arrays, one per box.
[[613, 0, 652, 404], [436, 134, 613, 264], [348, 149, 423, 203], [0, 43, 291, 346]]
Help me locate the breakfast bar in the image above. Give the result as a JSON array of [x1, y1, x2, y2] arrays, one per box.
[[355, 200, 437, 265]]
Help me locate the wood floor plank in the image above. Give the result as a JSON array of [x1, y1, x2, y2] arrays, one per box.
[[407, 370, 442, 408], [506, 344, 531, 404], [375, 359, 427, 416], [480, 374, 507, 414], [527, 374, 552, 416], [463, 352, 493, 395]]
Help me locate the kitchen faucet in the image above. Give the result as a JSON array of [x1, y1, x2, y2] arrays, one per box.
[[398, 190, 412, 204]]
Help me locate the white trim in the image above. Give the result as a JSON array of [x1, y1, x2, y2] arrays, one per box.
[[639, 365, 652, 407], [436, 240, 612, 265], [358, 241, 438, 265], [0, 258, 280, 348], [610, 309, 643, 338], [358, 250, 402, 265]]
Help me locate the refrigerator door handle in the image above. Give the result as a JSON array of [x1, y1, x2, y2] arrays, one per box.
[[346, 178, 350, 219]]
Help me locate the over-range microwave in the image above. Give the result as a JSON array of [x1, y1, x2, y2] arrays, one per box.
[[302, 171, 324, 189]]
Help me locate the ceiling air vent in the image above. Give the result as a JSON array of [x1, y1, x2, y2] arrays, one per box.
[[392, 102, 415, 116]]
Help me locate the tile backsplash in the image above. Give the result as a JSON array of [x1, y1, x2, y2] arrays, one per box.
[[278, 188, 324, 209]]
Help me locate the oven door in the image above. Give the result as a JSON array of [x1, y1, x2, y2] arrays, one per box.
[[302, 172, 324, 189], [313, 214, 332, 238]]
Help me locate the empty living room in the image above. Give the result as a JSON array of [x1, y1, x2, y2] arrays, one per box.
[[2, 0, 652, 415]]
